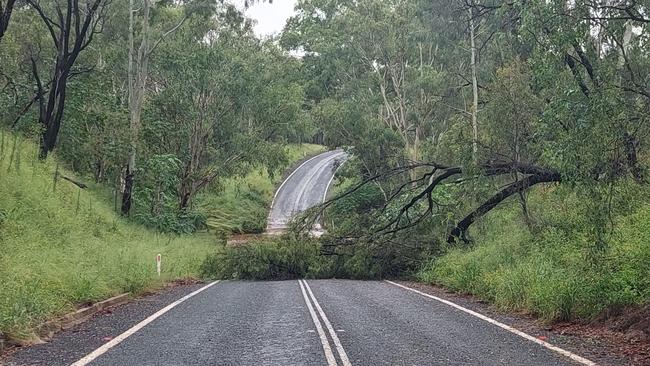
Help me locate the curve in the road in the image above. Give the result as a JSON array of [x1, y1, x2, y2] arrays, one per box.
[[267, 149, 347, 232]]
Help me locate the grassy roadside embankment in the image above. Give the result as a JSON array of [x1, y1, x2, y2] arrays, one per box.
[[0, 132, 323, 342], [0, 134, 217, 341], [417, 185, 650, 324]]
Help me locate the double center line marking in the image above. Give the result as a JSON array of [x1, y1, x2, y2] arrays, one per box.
[[298, 279, 352, 366]]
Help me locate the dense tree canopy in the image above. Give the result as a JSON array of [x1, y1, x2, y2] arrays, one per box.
[[0, 1, 311, 231], [1, 0, 649, 243], [283, 0, 650, 248]]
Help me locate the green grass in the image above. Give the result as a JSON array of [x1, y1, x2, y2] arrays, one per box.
[[417, 185, 650, 322], [197, 144, 325, 235], [0, 133, 218, 340]]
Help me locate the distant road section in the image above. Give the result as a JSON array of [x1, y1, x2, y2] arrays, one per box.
[[267, 149, 348, 233]]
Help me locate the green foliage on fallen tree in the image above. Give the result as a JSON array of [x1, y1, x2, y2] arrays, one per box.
[[200, 236, 390, 281]]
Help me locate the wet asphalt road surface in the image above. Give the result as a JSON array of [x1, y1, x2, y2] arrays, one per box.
[[6, 280, 585, 366], [267, 150, 347, 232]]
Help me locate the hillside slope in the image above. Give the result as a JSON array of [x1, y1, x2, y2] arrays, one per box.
[[0, 134, 217, 340], [418, 184, 650, 327], [0, 134, 325, 341]]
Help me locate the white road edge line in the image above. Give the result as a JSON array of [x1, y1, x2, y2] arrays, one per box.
[[299, 280, 338, 366], [384, 280, 598, 366], [70, 281, 221, 366], [322, 153, 347, 203], [302, 280, 352, 366]]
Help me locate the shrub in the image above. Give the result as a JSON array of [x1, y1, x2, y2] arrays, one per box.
[[200, 236, 387, 281]]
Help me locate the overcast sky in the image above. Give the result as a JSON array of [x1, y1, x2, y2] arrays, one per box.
[[236, 0, 299, 38]]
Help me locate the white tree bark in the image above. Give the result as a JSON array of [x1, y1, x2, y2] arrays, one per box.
[[122, 0, 150, 214], [122, 0, 185, 214], [468, 6, 479, 163]]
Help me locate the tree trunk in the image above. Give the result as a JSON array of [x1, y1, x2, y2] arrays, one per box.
[[94, 159, 106, 183], [178, 160, 195, 211], [448, 171, 561, 243], [151, 180, 163, 216], [122, 0, 137, 215], [121, 0, 149, 216], [468, 6, 479, 163], [121, 169, 135, 215], [0, 0, 16, 42], [179, 191, 192, 211], [122, 106, 141, 215], [39, 69, 70, 158], [617, 22, 644, 183]]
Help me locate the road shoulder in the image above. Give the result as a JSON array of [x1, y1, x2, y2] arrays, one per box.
[[395, 280, 649, 366], [2, 281, 207, 366]]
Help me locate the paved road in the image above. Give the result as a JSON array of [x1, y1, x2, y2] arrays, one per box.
[[267, 150, 347, 232], [7, 281, 588, 366]]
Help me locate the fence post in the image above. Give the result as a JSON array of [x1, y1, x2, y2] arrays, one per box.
[[53, 163, 60, 192], [75, 190, 81, 214], [6, 134, 17, 173]]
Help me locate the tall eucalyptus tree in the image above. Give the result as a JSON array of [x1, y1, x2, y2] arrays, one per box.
[[26, 0, 109, 158], [121, 0, 189, 215]]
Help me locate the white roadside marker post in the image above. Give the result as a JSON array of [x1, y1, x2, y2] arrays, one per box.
[[156, 254, 161, 276]]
